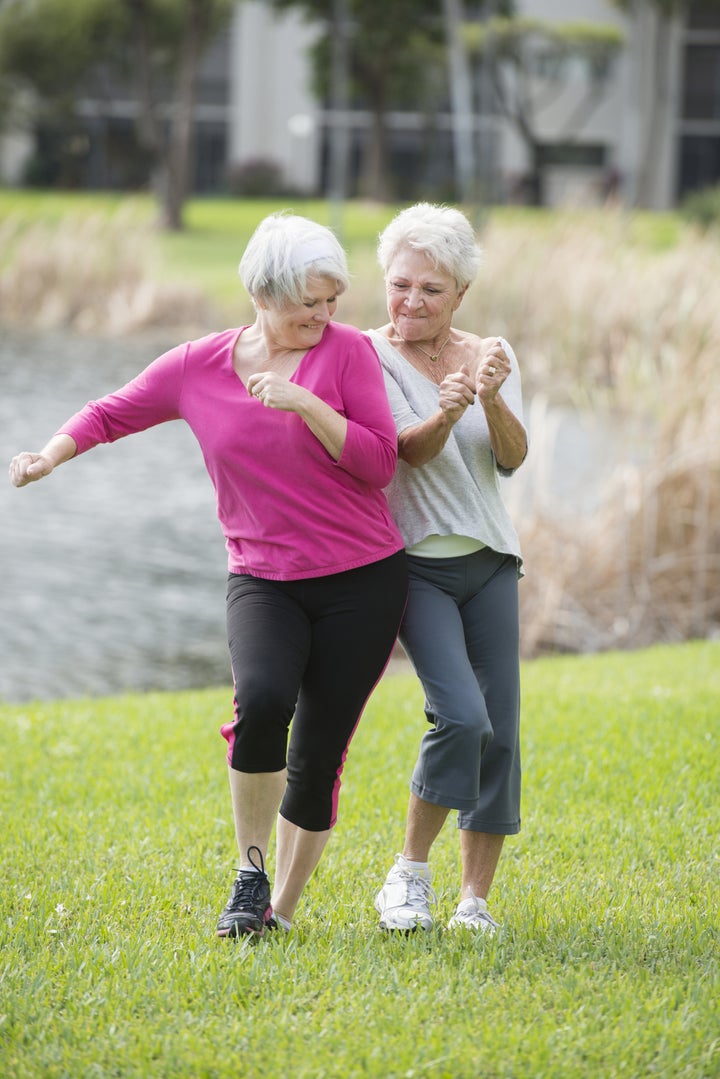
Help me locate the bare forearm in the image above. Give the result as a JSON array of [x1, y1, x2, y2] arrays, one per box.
[[482, 397, 527, 470], [39, 434, 78, 468], [398, 411, 457, 467], [296, 393, 348, 460]]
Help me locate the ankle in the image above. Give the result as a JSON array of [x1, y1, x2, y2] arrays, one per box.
[[273, 910, 292, 931], [399, 854, 431, 877]]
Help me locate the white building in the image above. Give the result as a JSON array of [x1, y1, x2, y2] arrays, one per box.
[[225, 0, 719, 209], [2, 0, 719, 209]]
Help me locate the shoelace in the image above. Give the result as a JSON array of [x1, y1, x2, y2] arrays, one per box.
[[226, 870, 268, 911], [456, 888, 498, 928], [396, 867, 437, 907], [226, 844, 269, 912]]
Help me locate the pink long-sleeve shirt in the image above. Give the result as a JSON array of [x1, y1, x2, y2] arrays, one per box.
[[58, 322, 404, 580]]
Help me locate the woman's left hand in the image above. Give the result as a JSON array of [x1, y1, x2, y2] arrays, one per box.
[[477, 339, 509, 404]]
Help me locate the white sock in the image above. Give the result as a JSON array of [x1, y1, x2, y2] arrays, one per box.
[[274, 912, 292, 931], [401, 856, 431, 877]]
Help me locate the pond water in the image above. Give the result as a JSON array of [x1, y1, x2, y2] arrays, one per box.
[[1, 329, 230, 703], [0, 328, 638, 703]]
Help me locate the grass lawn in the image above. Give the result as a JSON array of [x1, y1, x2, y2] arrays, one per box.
[[1, 641, 717, 1078], [0, 188, 684, 313]]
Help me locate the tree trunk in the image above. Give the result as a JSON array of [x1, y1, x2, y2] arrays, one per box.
[[357, 91, 389, 201], [443, 0, 476, 204], [159, 3, 203, 231], [526, 141, 544, 205], [636, 10, 673, 209], [327, 0, 351, 235], [124, 0, 164, 199]]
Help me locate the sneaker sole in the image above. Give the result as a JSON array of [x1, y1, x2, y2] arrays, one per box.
[[217, 916, 274, 939], [378, 915, 433, 932], [447, 919, 497, 935]]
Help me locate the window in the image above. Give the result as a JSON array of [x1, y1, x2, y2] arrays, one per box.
[[687, 3, 720, 32], [683, 45, 720, 120], [678, 134, 720, 196]]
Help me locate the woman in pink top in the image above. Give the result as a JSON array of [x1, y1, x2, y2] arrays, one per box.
[[9, 212, 408, 939]]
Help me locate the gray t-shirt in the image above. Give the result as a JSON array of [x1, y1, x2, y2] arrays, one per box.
[[368, 330, 525, 570]]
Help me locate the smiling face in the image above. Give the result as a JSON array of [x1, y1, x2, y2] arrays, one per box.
[[385, 248, 466, 346], [262, 274, 339, 350]]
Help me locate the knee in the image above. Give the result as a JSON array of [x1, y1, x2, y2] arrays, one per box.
[[281, 779, 336, 832], [234, 670, 294, 724], [229, 672, 295, 769], [436, 706, 493, 756]]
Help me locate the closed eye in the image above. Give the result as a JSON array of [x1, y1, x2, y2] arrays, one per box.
[[390, 281, 443, 295]]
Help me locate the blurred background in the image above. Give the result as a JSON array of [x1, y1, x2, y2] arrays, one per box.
[[1, 0, 718, 701]]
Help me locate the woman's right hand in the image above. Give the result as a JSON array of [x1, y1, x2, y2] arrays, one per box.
[[8, 452, 54, 487], [438, 363, 475, 422]]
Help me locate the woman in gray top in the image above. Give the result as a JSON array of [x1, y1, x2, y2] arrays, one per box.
[[369, 202, 527, 934]]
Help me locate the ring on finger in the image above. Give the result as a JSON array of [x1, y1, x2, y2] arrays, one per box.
[[488, 366, 496, 375]]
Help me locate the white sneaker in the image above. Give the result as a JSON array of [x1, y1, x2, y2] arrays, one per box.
[[448, 889, 499, 934], [375, 854, 436, 932]]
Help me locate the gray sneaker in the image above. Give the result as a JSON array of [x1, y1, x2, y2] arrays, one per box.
[[448, 889, 499, 934], [375, 853, 436, 932]]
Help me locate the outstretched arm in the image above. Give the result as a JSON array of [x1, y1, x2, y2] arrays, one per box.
[[9, 434, 78, 488]]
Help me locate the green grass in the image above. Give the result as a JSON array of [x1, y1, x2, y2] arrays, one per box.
[[0, 188, 684, 311], [0, 190, 399, 310], [1, 642, 718, 1078]]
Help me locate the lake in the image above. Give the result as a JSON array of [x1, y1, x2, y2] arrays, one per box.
[[1, 328, 637, 702]]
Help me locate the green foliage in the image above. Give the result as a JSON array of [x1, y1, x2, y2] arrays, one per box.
[[0, 0, 124, 107], [225, 157, 295, 198], [681, 183, 720, 231], [466, 16, 624, 59], [269, 0, 446, 158], [1, 643, 718, 1077], [0, 0, 235, 107], [608, 0, 692, 16], [0, 0, 237, 226]]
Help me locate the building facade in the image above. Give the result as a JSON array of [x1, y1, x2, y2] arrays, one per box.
[[2, 0, 720, 209], [226, 0, 720, 209]]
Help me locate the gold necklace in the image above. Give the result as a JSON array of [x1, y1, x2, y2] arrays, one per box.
[[411, 334, 451, 363]]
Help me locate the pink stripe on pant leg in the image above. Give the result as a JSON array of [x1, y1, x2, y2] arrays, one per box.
[[220, 722, 235, 766]]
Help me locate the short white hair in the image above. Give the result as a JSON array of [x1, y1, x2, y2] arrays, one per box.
[[239, 212, 350, 306], [377, 203, 482, 289]]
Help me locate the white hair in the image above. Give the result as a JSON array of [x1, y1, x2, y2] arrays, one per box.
[[239, 212, 350, 306], [377, 203, 482, 289]]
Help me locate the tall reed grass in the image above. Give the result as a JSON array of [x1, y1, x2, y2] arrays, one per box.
[[1, 198, 718, 657], [0, 206, 212, 334], [467, 215, 720, 656]]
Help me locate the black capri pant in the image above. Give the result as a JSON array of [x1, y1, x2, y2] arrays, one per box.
[[221, 550, 407, 832]]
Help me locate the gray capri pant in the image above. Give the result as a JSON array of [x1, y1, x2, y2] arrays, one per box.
[[399, 547, 521, 834]]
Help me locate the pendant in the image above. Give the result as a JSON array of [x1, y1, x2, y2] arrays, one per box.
[[429, 354, 438, 362]]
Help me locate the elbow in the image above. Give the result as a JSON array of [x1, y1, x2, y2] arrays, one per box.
[[398, 435, 433, 469], [498, 452, 525, 472], [496, 441, 528, 473], [374, 443, 401, 486], [400, 450, 429, 469]]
